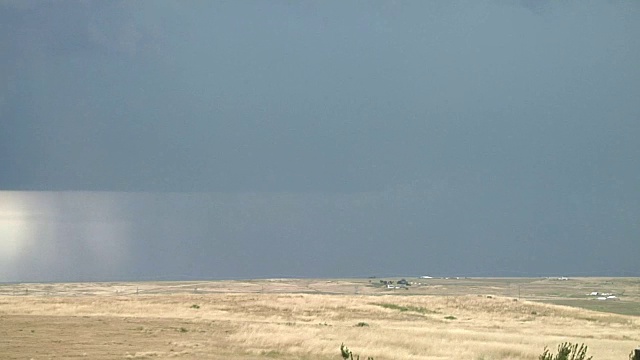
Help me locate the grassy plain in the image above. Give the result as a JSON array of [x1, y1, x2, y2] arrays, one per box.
[[0, 277, 638, 359]]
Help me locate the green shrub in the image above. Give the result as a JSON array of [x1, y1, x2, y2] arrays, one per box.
[[190, 304, 200, 309], [355, 322, 369, 327], [539, 342, 592, 360], [374, 303, 437, 314], [341, 343, 373, 360]]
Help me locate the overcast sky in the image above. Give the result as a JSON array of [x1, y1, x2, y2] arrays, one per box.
[[1, 1, 639, 282]]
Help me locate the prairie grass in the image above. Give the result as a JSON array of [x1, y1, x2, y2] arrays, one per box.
[[1, 289, 638, 359]]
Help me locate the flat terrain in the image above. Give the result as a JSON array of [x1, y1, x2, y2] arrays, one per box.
[[0, 277, 638, 359]]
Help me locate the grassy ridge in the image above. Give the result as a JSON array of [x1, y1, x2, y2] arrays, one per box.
[[535, 299, 640, 317]]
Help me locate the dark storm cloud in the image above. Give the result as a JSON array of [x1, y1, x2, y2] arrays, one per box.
[[0, 1, 639, 281], [2, 0, 637, 193]]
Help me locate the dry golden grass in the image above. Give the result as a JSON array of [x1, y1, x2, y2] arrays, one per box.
[[0, 279, 638, 359]]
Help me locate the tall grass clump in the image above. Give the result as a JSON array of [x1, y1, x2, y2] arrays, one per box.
[[539, 343, 592, 360], [340, 343, 373, 360]]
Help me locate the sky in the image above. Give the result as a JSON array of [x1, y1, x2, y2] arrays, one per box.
[[1, 0, 639, 282]]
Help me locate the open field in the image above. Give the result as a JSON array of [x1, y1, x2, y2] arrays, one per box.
[[1, 278, 638, 359]]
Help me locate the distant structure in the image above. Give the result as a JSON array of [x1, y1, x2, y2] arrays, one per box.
[[589, 291, 618, 301]]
